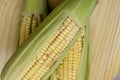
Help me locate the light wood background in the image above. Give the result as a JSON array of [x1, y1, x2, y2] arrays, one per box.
[[0, 0, 120, 80]]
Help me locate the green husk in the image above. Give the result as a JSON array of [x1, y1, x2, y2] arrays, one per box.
[[77, 26, 89, 80], [1, 0, 97, 80], [23, 0, 48, 18]]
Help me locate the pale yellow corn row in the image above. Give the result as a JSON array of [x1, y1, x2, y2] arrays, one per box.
[[19, 14, 41, 46], [21, 16, 81, 80], [56, 27, 85, 80], [31, 14, 41, 32]]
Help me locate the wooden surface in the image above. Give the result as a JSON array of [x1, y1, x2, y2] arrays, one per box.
[[89, 0, 120, 79], [0, 0, 24, 77], [0, 0, 120, 79]]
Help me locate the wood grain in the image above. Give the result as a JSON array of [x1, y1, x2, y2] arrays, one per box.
[[90, 0, 120, 79], [0, 0, 119, 79], [0, 0, 23, 76]]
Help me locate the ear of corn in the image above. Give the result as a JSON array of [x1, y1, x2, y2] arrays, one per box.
[[1, 15, 82, 80], [50, 26, 89, 80], [50, 0, 97, 79], [19, 0, 48, 46], [20, 16, 82, 80], [56, 27, 85, 80], [1, 0, 97, 80]]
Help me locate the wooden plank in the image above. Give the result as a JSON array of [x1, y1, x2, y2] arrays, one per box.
[[90, 0, 120, 79], [0, 0, 23, 75]]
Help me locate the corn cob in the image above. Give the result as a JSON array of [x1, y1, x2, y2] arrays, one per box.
[[19, 0, 47, 46], [19, 14, 41, 46], [49, 27, 88, 80], [1, 0, 97, 80], [56, 27, 85, 80]]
